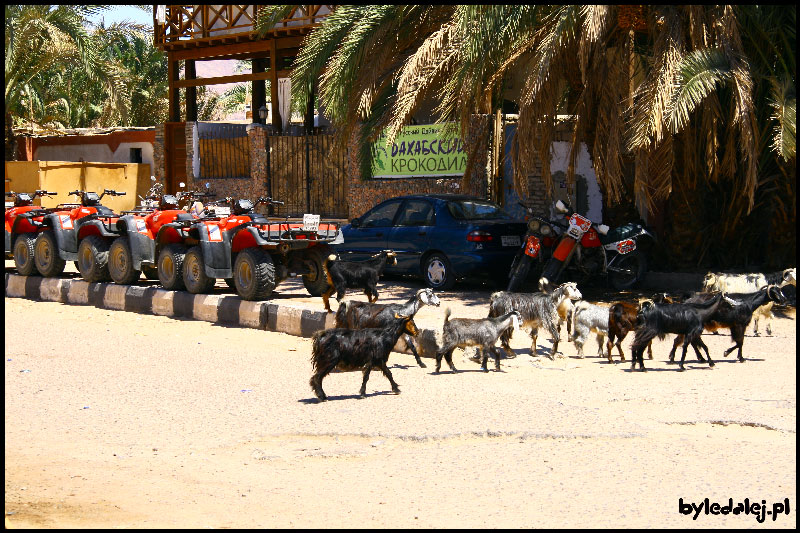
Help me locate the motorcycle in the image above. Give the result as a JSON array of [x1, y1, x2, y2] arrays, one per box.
[[506, 201, 564, 291], [538, 200, 655, 291]]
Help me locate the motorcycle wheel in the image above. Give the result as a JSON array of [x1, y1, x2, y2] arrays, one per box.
[[507, 254, 532, 292], [609, 251, 647, 290]]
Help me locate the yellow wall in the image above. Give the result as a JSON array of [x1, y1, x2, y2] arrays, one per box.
[[5, 161, 151, 211]]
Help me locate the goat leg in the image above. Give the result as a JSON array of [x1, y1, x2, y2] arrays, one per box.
[[405, 334, 426, 368], [493, 346, 501, 371], [695, 338, 713, 367], [359, 365, 373, 397], [480, 346, 489, 372], [617, 342, 626, 362], [378, 361, 400, 394], [669, 336, 682, 362], [444, 349, 458, 372]]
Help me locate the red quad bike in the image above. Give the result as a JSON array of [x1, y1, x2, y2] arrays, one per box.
[[36, 189, 127, 281], [506, 200, 564, 291], [538, 200, 656, 292], [106, 189, 210, 285], [5, 190, 59, 275], [157, 196, 341, 300]]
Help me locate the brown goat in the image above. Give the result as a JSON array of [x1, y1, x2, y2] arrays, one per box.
[[606, 294, 675, 362]]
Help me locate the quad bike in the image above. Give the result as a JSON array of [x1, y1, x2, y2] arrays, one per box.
[[157, 195, 342, 300], [106, 181, 211, 285], [538, 200, 655, 291], [5, 190, 58, 275], [35, 189, 127, 281]]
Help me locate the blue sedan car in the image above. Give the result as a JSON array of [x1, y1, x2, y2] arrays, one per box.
[[334, 194, 527, 289]]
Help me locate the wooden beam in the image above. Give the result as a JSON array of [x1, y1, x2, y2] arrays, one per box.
[[270, 39, 281, 131], [252, 58, 266, 124], [167, 35, 306, 60], [173, 70, 291, 88], [185, 59, 197, 122], [168, 52, 181, 122]]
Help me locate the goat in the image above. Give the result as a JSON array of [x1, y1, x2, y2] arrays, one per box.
[[668, 285, 787, 363], [488, 282, 582, 360], [630, 293, 723, 371], [322, 250, 398, 313], [702, 268, 795, 335], [334, 288, 440, 368], [570, 301, 609, 359], [606, 294, 676, 363], [309, 310, 419, 401], [435, 309, 522, 372]]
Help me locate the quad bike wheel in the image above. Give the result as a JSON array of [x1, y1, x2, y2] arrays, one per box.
[[183, 246, 215, 294], [77, 235, 111, 282], [108, 237, 141, 285], [301, 244, 334, 296], [158, 244, 187, 291], [34, 230, 66, 277], [234, 248, 276, 301], [13, 234, 37, 276]]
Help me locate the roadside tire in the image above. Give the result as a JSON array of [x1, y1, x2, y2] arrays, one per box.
[[142, 264, 159, 280], [109, 237, 141, 285], [13, 234, 38, 276], [609, 251, 647, 291], [183, 246, 215, 294], [234, 248, 276, 301], [423, 252, 456, 290], [34, 231, 66, 277], [301, 244, 334, 296], [77, 235, 111, 282], [158, 244, 187, 291]]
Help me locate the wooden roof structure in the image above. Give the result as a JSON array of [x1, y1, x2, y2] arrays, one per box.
[[152, 5, 334, 126]]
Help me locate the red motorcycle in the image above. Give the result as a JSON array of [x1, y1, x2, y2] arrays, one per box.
[[506, 201, 564, 291], [538, 200, 654, 291]]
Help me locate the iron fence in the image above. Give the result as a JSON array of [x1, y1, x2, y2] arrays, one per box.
[[198, 123, 250, 179]]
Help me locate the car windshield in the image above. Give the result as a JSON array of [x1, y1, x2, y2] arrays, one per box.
[[446, 200, 509, 220]]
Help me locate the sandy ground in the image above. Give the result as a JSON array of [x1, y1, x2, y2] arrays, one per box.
[[4, 267, 798, 528]]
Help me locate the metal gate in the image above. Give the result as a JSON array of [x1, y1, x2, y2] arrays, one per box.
[[198, 123, 250, 179], [265, 130, 348, 218]]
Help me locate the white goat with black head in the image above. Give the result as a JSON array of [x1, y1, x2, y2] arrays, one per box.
[[702, 268, 795, 336], [335, 288, 441, 368], [488, 282, 583, 360], [435, 309, 522, 373]]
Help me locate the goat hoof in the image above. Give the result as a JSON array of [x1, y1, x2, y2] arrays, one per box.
[[392, 388, 400, 394], [418, 362, 427, 368]]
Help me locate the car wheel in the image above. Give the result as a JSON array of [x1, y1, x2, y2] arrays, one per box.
[[77, 235, 111, 282], [14, 234, 38, 276], [423, 252, 456, 290], [157, 244, 186, 291], [183, 246, 216, 294], [108, 237, 141, 285]]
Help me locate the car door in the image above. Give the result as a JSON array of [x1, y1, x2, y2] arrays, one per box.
[[338, 199, 401, 260], [386, 198, 435, 274]]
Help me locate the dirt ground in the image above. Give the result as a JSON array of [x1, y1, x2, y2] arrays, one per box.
[[4, 269, 798, 528]]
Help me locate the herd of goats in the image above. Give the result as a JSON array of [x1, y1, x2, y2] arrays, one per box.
[[308, 251, 796, 402]]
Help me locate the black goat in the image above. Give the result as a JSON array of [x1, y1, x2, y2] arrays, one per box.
[[322, 250, 398, 313], [668, 285, 787, 363], [335, 288, 440, 368], [630, 293, 723, 371], [309, 309, 418, 401]]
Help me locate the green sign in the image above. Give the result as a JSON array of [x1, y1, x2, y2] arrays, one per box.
[[371, 124, 467, 178]]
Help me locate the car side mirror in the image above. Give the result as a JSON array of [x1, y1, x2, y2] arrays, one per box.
[[350, 217, 361, 228]]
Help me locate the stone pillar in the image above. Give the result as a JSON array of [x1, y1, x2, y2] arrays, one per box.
[[153, 123, 166, 187], [185, 121, 196, 190]]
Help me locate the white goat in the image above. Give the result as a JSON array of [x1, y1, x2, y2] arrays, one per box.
[[570, 301, 609, 358]]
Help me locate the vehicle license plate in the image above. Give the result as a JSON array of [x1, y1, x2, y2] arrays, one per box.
[[501, 235, 520, 247], [213, 206, 230, 217], [303, 214, 320, 232]]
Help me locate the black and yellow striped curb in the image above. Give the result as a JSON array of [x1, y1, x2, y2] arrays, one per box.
[[4, 273, 335, 338]]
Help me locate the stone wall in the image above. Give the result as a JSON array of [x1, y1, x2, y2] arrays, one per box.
[[152, 123, 165, 187]]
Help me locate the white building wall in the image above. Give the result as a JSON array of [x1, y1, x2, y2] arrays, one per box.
[[34, 142, 154, 169]]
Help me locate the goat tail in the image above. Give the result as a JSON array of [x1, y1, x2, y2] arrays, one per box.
[[444, 307, 452, 323], [310, 330, 339, 373]]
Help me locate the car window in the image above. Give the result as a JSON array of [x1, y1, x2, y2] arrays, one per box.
[[446, 199, 509, 220], [360, 201, 402, 228], [394, 200, 435, 227]]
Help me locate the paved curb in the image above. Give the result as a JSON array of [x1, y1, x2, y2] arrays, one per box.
[[4, 273, 336, 338]]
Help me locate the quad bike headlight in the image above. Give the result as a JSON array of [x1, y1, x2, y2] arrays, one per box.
[[528, 219, 540, 232]]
